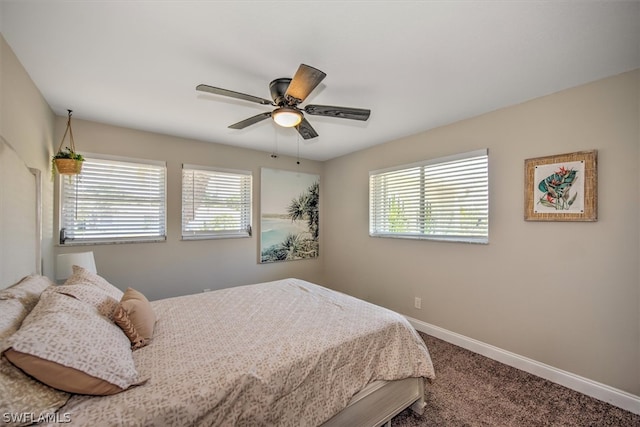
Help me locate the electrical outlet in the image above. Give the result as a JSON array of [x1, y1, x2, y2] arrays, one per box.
[[414, 297, 422, 309]]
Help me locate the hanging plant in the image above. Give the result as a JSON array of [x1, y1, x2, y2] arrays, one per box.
[[52, 109, 84, 177], [52, 147, 84, 175]]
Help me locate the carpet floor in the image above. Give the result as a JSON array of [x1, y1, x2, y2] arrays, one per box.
[[391, 333, 639, 426]]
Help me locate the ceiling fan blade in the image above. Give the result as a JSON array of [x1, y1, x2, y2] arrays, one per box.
[[228, 112, 272, 129], [304, 104, 371, 121], [196, 84, 274, 106], [295, 118, 319, 140], [284, 64, 326, 105]]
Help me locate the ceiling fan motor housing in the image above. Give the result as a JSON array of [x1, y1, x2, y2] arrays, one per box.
[[269, 78, 293, 106]]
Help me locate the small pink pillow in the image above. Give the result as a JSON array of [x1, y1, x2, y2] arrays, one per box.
[[112, 304, 146, 350], [120, 288, 156, 342]]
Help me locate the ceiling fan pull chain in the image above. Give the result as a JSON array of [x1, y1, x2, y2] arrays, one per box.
[[271, 128, 279, 158]]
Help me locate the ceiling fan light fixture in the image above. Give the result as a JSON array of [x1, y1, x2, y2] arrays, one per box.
[[272, 107, 302, 128]]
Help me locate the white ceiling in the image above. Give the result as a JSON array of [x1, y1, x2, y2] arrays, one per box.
[[1, 1, 639, 161]]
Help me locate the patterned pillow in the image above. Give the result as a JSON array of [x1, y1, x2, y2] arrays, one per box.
[[120, 288, 156, 342], [0, 289, 70, 427], [0, 275, 54, 345], [0, 299, 28, 344], [4, 291, 144, 395], [52, 283, 119, 319], [0, 275, 54, 311], [64, 265, 124, 301]]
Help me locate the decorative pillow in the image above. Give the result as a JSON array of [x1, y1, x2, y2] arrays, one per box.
[[4, 291, 145, 395], [64, 265, 124, 301], [52, 282, 119, 319], [0, 275, 54, 311], [120, 288, 156, 342], [112, 304, 146, 349]]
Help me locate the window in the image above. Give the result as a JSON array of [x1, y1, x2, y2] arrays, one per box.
[[59, 155, 167, 244], [369, 149, 489, 243], [182, 165, 252, 239]]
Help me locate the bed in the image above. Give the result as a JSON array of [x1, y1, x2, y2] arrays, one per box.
[[2, 275, 434, 426], [0, 136, 435, 426]]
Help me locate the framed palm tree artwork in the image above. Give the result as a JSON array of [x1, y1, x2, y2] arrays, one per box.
[[260, 168, 319, 263], [524, 150, 597, 221]]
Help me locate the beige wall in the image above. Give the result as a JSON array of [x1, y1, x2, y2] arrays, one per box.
[[323, 70, 640, 395], [53, 118, 325, 301], [0, 34, 56, 277]]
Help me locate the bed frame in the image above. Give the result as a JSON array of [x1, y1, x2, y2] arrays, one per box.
[[322, 377, 425, 427]]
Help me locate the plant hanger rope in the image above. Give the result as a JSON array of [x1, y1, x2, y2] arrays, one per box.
[[57, 109, 76, 153]]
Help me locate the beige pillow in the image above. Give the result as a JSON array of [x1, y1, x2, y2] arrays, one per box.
[[120, 288, 156, 341], [4, 291, 144, 395], [53, 282, 119, 319], [112, 304, 146, 350], [64, 265, 124, 301]]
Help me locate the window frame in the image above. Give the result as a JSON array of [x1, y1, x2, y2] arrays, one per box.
[[181, 164, 253, 240], [369, 149, 489, 244], [58, 153, 167, 245]]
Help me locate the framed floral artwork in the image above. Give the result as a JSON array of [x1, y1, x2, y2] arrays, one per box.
[[524, 150, 597, 221]]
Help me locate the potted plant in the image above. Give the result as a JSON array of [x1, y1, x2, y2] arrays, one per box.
[[52, 110, 84, 177], [52, 147, 84, 176]]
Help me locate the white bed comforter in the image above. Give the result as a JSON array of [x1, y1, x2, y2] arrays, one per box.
[[49, 278, 435, 426]]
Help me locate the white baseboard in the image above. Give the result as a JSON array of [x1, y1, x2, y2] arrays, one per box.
[[406, 316, 640, 415]]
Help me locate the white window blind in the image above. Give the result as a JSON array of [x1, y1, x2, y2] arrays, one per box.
[[182, 165, 252, 239], [369, 149, 489, 243], [60, 156, 167, 244]]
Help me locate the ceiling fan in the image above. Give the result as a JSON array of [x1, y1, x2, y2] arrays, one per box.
[[196, 64, 371, 139]]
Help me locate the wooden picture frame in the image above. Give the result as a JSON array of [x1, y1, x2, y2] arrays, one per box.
[[524, 150, 597, 221]]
